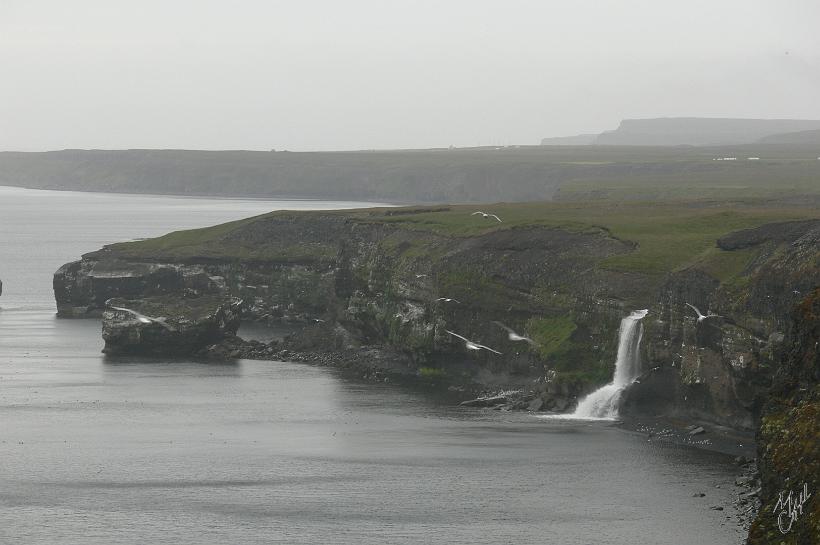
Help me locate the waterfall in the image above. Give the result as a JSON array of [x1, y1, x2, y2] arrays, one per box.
[[572, 309, 648, 419]]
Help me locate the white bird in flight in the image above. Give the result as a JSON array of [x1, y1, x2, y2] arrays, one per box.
[[435, 297, 461, 303], [471, 211, 502, 223], [685, 303, 722, 323], [492, 322, 537, 345], [445, 330, 502, 355], [108, 305, 174, 330]]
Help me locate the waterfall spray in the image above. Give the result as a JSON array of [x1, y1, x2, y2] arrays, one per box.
[[573, 309, 648, 419]]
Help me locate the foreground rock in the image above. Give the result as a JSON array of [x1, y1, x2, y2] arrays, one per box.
[[748, 289, 820, 543], [102, 295, 242, 356]]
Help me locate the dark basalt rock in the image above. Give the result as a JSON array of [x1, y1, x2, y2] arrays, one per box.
[[748, 289, 820, 544], [101, 295, 242, 357], [716, 220, 820, 251], [54, 258, 225, 317]]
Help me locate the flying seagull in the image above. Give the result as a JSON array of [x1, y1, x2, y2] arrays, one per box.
[[685, 303, 722, 323], [471, 211, 502, 223], [108, 305, 174, 330], [492, 321, 537, 345], [445, 330, 502, 355], [435, 297, 461, 303]]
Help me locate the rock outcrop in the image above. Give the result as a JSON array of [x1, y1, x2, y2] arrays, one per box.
[[53, 208, 820, 431], [101, 295, 242, 356], [622, 220, 820, 430], [747, 289, 819, 544]]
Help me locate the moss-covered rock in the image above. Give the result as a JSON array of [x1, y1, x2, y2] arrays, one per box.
[[748, 289, 820, 544]]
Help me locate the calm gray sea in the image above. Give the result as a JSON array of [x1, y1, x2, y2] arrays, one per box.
[[0, 186, 743, 544]]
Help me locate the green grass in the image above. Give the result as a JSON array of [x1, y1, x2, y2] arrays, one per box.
[[691, 247, 758, 282], [526, 316, 577, 360], [360, 201, 818, 275], [417, 366, 447, 379], [106, 199, 820, 276]]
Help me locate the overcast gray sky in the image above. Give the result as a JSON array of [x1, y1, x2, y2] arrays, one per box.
[[1, 0, 818, 151]]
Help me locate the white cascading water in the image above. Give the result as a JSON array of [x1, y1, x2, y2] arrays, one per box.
[[572, 309, 649, 419]]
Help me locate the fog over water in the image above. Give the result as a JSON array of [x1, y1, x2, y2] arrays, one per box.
[[0, 187, 746, 544]]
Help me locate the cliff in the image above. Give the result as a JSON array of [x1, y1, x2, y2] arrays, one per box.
[[594, 118, 820, 146], [53, 202, 820, 430], [747, 290, 820, 544]]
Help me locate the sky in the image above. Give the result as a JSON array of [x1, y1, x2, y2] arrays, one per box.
[[1, 0, 819, 151]]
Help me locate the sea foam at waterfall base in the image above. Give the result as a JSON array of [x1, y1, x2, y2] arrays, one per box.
[[0, 187, 744, 544], [573, 309, 649, 419]]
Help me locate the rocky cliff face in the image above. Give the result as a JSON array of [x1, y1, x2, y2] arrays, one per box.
[[101, 295, 242, 357], [747, 289, 819, 544], [53, 210, 820, 430], [622, 221, 820, 429]]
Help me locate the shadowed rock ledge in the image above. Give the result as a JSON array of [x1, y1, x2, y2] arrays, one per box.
[[101, 295, 242, 356]]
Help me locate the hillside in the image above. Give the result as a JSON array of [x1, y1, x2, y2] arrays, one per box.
[[594, 117, 820, 146], [2, 144, 820, 204], [757, 128, 820, 145]]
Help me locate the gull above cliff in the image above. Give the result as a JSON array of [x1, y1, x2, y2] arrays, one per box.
[[492, 322, 537, 345], [471, 211, 502, 222], [108, 305, 175, 331], [685, 303, 722, 323], [445, 330, 502, 355]]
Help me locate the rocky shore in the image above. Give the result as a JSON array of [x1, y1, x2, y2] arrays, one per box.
[[49, 204, 820, 544]]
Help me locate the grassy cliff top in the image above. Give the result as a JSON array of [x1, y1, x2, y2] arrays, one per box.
[[104, 199, 820, 277]]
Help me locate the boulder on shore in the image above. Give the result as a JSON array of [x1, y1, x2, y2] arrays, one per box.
[[101, 295, 242, 357]]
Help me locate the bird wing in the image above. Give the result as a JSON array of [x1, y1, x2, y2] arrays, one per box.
[[492, 321, 515, 334], [489, 214, 502, 222], [151, 317, 175, 331], [445, 330, 470, 343], [110, 306, 150, 322], [475, 343, 502, 355], [471, 211, 485, 216], [685, 302, 703, 318]]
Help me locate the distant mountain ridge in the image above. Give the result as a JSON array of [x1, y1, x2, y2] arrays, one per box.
[[541, 117, 820, 147], [1, 142, 819, 204], [757, 128, 820, 145]]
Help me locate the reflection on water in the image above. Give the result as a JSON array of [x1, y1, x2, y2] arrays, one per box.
[[0, 187, 744, 544]]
